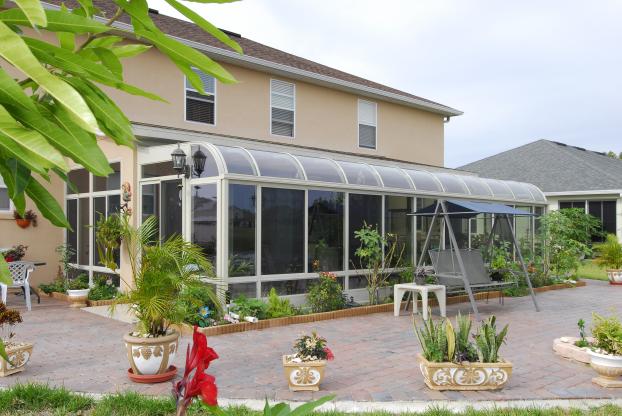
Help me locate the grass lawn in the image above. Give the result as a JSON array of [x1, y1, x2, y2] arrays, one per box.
[[1, 384, 622, 416], [577, 259, 608, 281]]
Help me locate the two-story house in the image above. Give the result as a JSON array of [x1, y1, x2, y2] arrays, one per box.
[[0, 0, 548, 302]]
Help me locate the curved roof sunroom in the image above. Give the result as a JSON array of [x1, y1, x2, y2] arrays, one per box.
[[169, 143, 547, 204]]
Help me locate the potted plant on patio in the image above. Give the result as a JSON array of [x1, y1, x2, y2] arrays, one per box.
[[13, 210, 37, 229], [587, 312, 622, 387], [282, 331, 334, 391], [0, 302, 33, 377], [415, 314, 512, 390], [109, 215, 220, 383], [66, 273, 90, 308], [1, 245, 27, 263], [594, 234, 622, 285]]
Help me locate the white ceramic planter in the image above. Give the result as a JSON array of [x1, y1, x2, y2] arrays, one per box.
[[607, 270, 622, 285], [66, 289, 89, 308], [124, 331, 179, 376], [588, 349, 622, 387]]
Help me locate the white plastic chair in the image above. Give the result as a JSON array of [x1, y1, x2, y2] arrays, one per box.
[[1, 261, 34, 311]]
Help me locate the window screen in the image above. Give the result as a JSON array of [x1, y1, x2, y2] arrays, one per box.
[[271, 79, 295, 137], [358, 100, 377, 149], [0, 177, 10, 211], [186, 68, 216, 124]]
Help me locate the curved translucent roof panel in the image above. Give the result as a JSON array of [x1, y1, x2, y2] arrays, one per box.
[[179, 142, 546, 204], [460, 175, 493, 197], [216, 145, 256, 175], [248, 149, 304, 179], [435, 173, 469, 195], [372, 165, 412, 189], [404, 169, 443, 192], [337, 161, 381, 187], [296, 156, 344, 183]]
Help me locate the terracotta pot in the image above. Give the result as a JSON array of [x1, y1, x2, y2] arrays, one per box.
[[607, 270, 622, 285], [0, 342, 33, 377], [282, 355, 326, 391], [588, 349, 622, 387], [67, 289, 89, 308], [417, 353, 512, 391], [15, 219, 31, 229], [124, 331, 179, 377]]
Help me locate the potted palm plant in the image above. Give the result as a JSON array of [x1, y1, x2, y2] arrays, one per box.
[[415, 314, 512, 390], [0, 302, 33, 377], [108, 215, 220, 383], [282, 331, 334, 391], [587, 312, 622, 387], [594, 234, 622, 285]]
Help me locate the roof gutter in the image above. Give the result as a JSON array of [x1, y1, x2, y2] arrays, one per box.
[[545, 190, 622, 197], [39, 1, 462, 117]]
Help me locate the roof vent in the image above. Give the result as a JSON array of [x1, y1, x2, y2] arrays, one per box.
[[148, 8, 159, 14], [220, 28, 241, 38]]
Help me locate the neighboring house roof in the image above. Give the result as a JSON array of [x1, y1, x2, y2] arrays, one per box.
[[39, 0, 462, 117], [459, 139, 622, 193]]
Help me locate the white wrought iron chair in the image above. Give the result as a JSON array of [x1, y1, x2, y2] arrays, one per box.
[[0, 261, 35, 311]]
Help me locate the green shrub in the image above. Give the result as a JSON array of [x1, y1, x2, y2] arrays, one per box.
[[182, 284, 221, 327], [67, 274, 89, 290], [591, 312, 622, 355], [88, 275, 118, 301], [306, 272, 345, 313], [265, 288, 296, 318], [594, 234, 622, 270], [39, 279, 66, 294], [231, 295, 268, 320]]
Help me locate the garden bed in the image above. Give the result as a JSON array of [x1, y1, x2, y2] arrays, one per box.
[[35, 288, 120, 307], [193, 281, 585, 337]]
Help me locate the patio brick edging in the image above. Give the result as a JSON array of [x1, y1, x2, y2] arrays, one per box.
[[189, 281, 586, 337]]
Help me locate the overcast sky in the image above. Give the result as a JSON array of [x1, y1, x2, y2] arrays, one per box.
[[149, 0, 622, 168]]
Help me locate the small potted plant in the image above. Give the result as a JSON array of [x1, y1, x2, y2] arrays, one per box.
[[13, 210, 37, 229], [1, 245, 27, 262], [66, 274, 90, 308], [594, 234, 622, 285], [0, 302, 33, 377], [282, 331, 334, 391], [415, 314, 512, 390], [587, 312, 622, 387]]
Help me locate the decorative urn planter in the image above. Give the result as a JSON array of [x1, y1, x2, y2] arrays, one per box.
[[588, 349, 622, 387], [0, 342, 34, 377], [417, 353, 513, 391], [15, 219, 31, 229], [282, 355, 326, 391], [124, 331, 179, 382], [66, 289, 89, 308], [607, 270, 622, 285]]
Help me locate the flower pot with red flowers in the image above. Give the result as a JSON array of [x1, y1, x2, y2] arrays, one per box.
[[105, 215, 220, 382], [283, 331, 334, 391], [13, 210, 37, 229], [1, 245, 27, 263], [0, 302, 33, 377]]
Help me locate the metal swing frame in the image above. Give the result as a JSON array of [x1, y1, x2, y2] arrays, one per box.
[[410, 199, 540, 321]]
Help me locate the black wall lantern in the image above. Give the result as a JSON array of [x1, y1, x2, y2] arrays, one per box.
[[171, 144, 208, 179]]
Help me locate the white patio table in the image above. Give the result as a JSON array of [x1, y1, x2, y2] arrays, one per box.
[[393, 283, 446, 320]]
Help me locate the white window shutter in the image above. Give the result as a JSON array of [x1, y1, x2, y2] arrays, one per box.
[[271, 79, 295, 136], [358, 100, 377, 149]]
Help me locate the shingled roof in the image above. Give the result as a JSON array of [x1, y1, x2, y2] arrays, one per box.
[[459, 139, 622, 193], [39, 0, 461, 116]]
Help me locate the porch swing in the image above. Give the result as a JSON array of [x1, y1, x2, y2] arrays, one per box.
[[409, 199, 540, 321]]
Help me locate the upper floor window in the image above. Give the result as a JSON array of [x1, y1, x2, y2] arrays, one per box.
[[0, 177, 11, 212], [270, 79, 295, 137], [185, 69, 216, 125], [358, 100, 377, 149]]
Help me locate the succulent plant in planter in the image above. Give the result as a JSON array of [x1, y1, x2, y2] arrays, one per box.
[[282, 331, 334, 391], [594, 234, 622, 285], [0, 302, 33, 377], [415, 314, 512, 391]]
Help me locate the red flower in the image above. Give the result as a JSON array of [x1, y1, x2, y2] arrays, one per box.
[[323, 347, 335, 361]]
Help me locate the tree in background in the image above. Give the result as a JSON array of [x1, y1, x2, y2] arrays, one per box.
[[606, 151, 622, 159], [0, 0, 243, 282]]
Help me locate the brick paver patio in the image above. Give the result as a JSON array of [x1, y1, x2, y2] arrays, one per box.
[[2, 279, 622, 402]]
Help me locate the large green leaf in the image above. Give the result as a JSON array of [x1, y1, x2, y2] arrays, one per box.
[[0, 133, 49, 174], [0, 21, 99, 133], [164, 0, 242, 53], [0, 9, 110, 33], [13, 0, 47, 27], [62, 77, 134, 147], [0, 159, 28, 214], [83, 35, 123, 49], [182, 0, 240, 3], [111, 43, 151, 58], [0, 69, 36, 112], [0, 104, 67, 171], [25, 177, 71, 228], [9, 102, 113, 177], [93, 47, 123, 78]]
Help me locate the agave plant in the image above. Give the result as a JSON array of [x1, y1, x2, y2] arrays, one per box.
[[473, 316, 509, 363], [111, 215, 221, 337]]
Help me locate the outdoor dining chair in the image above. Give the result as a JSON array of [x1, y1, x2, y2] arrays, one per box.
[[0, 261, 35, 311]]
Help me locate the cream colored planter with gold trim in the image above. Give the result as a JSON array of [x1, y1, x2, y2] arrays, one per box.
[[0, 342, 33, 377], [417, 353, 512, 391], [124, 331, 179, 376], [282, 355, 326, 392]]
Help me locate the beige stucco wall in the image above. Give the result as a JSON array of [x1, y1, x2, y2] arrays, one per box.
[[108, 47, 445, 166]]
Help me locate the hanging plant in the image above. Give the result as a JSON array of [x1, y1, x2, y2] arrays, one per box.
[[13, 210, 37, 229]]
